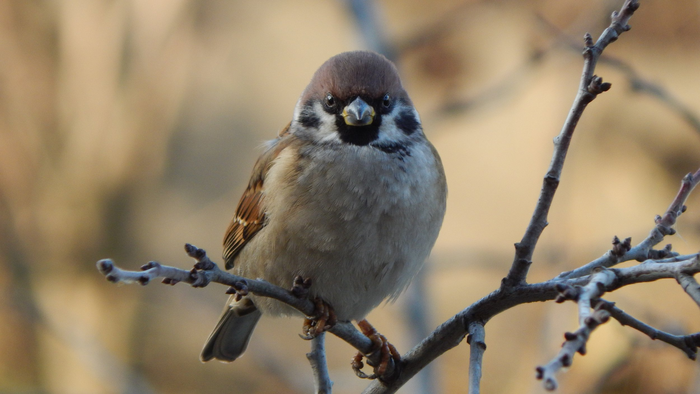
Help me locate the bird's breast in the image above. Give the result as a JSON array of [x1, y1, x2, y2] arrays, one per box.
[[236, 141, 446, 320]]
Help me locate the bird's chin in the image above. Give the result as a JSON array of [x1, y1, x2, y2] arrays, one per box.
[[335, 119, 382, 146]]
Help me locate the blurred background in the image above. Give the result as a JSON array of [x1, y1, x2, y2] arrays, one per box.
[[1, 0, 700, 393]]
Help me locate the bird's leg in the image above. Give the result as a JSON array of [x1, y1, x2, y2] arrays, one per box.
[[291, 275, 337, 340], [351, 319, 400, 381]]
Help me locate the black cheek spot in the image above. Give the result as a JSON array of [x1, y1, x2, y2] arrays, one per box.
[[395, 110, 420, 135], [298, 105, 321, 129]]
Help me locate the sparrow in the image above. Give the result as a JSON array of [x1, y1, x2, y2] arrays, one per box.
[[200, 51, 447, 373]]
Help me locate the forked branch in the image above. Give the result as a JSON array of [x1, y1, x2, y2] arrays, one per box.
[[503, 0, 641, 287]]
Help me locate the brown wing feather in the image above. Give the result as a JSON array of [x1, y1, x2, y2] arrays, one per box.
[[223, 124, 293, 269]]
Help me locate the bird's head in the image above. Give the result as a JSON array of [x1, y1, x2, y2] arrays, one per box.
[[292, 51, 422, 148]]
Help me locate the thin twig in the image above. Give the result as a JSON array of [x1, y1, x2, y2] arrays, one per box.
[[502, 0, 641, 288], [658, 168, 700, 228], [537, 269, 616, 390], [677, 273, 700, 309], [598, 299, 700, 360], [467, 322, 486, 394], [307, 333, 333, 394], [96, 245, 374, 356], [536, 308, 610, 391], [538, 15, 700, 136], [539, 256, 700, 390]]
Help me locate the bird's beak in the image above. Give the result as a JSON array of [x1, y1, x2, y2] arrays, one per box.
[[342, 97, 375, 126]]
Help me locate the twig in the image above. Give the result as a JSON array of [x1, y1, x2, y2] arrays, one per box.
[[307, 332, 333, 394], [96, 244, 374, 356], [536, 308, 610, 391], [598, 299, 700, 360], [502, 0, 641, 288], [538, 256, 700, 390], [537, 269, 616, 390], [538, 15, 700, 136], [557, 154, 700, 280], [677, 273, 700, 309], [467, 322, 486, 394], [658, 169, 700, 228]]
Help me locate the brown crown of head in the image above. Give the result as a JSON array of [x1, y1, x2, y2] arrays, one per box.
[[300, 51, 411, 104]]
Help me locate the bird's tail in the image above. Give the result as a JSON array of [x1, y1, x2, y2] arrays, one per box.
[[200, 297, 261, 362]]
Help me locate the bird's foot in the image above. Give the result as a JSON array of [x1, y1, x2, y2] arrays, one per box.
[[351, 319, 401, 381], [299, 297, 337, 340]]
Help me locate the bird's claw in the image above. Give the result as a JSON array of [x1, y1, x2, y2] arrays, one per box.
[[351, 319, 400, 381], [299, 297, 337, 340]]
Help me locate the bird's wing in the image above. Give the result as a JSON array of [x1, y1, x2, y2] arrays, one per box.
[[222, 123, 293, 269]]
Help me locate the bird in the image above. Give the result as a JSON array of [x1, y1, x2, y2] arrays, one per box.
[[200, 50, 447, 377]]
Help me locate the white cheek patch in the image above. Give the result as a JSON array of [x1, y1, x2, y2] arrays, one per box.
[[375, 105, 422, 145], [313, 102, 341, 143], [292, 101, 341, 144]]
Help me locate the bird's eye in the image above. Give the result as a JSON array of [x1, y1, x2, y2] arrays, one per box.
[[325, 94, 336, 108], [382, 94, 391, 108]]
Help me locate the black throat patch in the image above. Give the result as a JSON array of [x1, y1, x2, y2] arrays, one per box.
[[334, 114, 383, 146]]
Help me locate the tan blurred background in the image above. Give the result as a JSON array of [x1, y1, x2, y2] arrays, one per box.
[[1, 0, 700, 393]]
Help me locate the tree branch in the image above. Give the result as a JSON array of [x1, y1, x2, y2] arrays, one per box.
[[537, 269, 616, 390], [538, 14, 700, 137], [307, 333, 333, 394], [503, 0, 641, 287], [536, 308, 610, 391], [677, 273, 700, 309], [364, 252, 700, 393], [657, 168, 700, 228], [96, 244, 374, 356], [467, 322, 486, 394], [538, 255, 700, 390], [599, 299, 700, 360]]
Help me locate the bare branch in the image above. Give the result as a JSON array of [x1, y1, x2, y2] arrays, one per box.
[[537, 269, 616, 390], [657, 168, 700, 228], [503, 0, 641, 287], [467, 322, 486, 394], [96, 244, 375, 356], [677, 273, 700, 309], [536, 308, 610, 391], [558, 166, 700, 279], [599, 300, 700, 360], [613, 255, 700, 287], [538, 15, 700, 136], [96, 229, 698, 394], [364, 253, 700, 393], [539, 256, 700, 390], [307, 333, 333, 394]]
